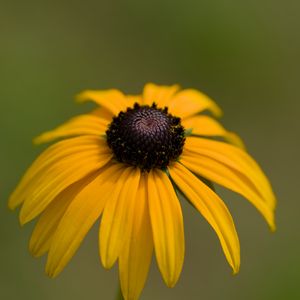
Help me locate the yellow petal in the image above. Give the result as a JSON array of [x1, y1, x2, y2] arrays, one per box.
[[34, 114, 109, 144], [46, 163, 125, 278], [126, 95, 142, 106], [182, 115, 226, 135], [18, 138, 112, 224], [168, 89, 222, 119], [91, 94, 139, 120], [225, 132, 246, 149], [142, 83, 180, 107], [119, 173, 153, 300], [9, 136, 110, 210], [91, 107, 114, 121], [180, 153, 275, 229], [147, 169, 184, 287], [29, 176, 94, 257], [100, 167, 141, 269], [169, 163, 240, 274], [182, 115, 245, 148], [76, 89, 128, 116], [185, 137, 276, 211]]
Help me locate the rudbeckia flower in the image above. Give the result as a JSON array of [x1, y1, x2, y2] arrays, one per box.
[[9, 83, 276, 300]]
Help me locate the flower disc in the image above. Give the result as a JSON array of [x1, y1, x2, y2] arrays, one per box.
[[106, 103, 185, 171]]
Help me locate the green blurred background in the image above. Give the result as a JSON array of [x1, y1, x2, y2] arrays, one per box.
[[1, 0, 299, 299]]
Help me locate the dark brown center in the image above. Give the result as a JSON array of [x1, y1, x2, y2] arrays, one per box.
[[106, 103, 185, 171]]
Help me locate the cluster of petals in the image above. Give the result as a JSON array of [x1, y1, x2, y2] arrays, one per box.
[[9, 83, 276, 300]]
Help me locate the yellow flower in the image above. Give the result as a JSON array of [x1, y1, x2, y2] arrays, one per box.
[[9, 83, 276, 300]]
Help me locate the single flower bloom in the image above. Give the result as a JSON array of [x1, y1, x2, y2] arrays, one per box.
[[9, 83, 276, 300]]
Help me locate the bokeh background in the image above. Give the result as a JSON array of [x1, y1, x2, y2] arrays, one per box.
[[1, 0, 299, 299]]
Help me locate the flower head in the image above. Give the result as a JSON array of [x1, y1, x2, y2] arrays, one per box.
[[9, 83, 276, 300]]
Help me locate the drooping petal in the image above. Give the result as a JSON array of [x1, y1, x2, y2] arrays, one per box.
[[185, 137, 276, 211], [169, 162, 240, 274], [9, 136, 110, 210], [46, 163, 125, 278], [182, 115, 245, 148], [168, 89, 222, 119], [180, 152, 275, 229], [76, 89, 128, 116], [142, 83, 180, 107], [29, 175, 95, 257], [119, 173, 153, 300], [100, 167, 141, 269], [147, 169, 185, 287], [18, 137, 112, 224], [34, 114, 109, 144]]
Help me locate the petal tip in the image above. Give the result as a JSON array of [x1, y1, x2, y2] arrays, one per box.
[[7, 200, 16, 211], [8, 192, 21, 211], [45, 260, 61, 279], [214, 107, 223, 118], [100, 257, 115, 270], [19, 208, 35, 226], [270, 222, 276, 232], [267, 214, 276, 232], [28, 239, 44, 258], [229, 258, 240, 276], [99, 246, 117, 270], [45, 269, 56, 279], [33, 136, 43, 145], [75, 91, 89, 103], [164, 276, 179, 289], [29, 247, 41, 258], [232, 268, 239, 276], [19, 214, 27, 226]]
